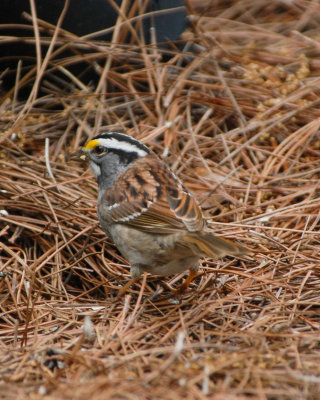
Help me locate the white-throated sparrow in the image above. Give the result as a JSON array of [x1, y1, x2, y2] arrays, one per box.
[[82, 132, 247, 292]]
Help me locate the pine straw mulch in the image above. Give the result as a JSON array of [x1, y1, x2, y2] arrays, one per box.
[[1, 1, 320, 399]]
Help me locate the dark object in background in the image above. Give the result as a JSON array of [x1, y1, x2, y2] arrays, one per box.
[[1, 0, 186, 42], [0, 0, 187, 93]]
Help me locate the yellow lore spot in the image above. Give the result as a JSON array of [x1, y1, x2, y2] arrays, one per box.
[[84, 139, 99, 151]]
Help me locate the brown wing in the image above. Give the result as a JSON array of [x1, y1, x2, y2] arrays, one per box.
[[98, 155, 205, 234]]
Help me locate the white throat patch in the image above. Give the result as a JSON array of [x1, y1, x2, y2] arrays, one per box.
[[89, 160, 101, 177], [97, 137, 148, 157]]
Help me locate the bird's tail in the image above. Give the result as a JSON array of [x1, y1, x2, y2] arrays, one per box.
[[183, 232, 248, 258]]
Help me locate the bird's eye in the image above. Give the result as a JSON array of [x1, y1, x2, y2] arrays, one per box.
[[93, 145, 106, 156]]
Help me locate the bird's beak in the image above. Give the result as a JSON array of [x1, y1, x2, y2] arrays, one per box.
[[67, 149, 87, 162]]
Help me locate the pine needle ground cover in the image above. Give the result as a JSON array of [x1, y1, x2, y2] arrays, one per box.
[[1, 1, 320, 399]]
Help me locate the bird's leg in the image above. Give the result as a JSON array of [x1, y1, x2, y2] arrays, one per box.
[[116, 277, 139, 298], [116, 265, 142, 298], [175, 266, 200, 294]]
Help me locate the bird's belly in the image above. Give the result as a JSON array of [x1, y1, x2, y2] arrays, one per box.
[[104, 224, 199, 276]]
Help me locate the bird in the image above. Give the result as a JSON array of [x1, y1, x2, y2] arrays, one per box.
[[81, 132, 247, 294]]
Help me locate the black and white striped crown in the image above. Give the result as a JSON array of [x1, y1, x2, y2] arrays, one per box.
[[85, 132, 150, 159]]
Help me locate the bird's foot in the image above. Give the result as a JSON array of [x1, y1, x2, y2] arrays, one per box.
[[175, 269, 200, 295], [114, 278, 138, 301]]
